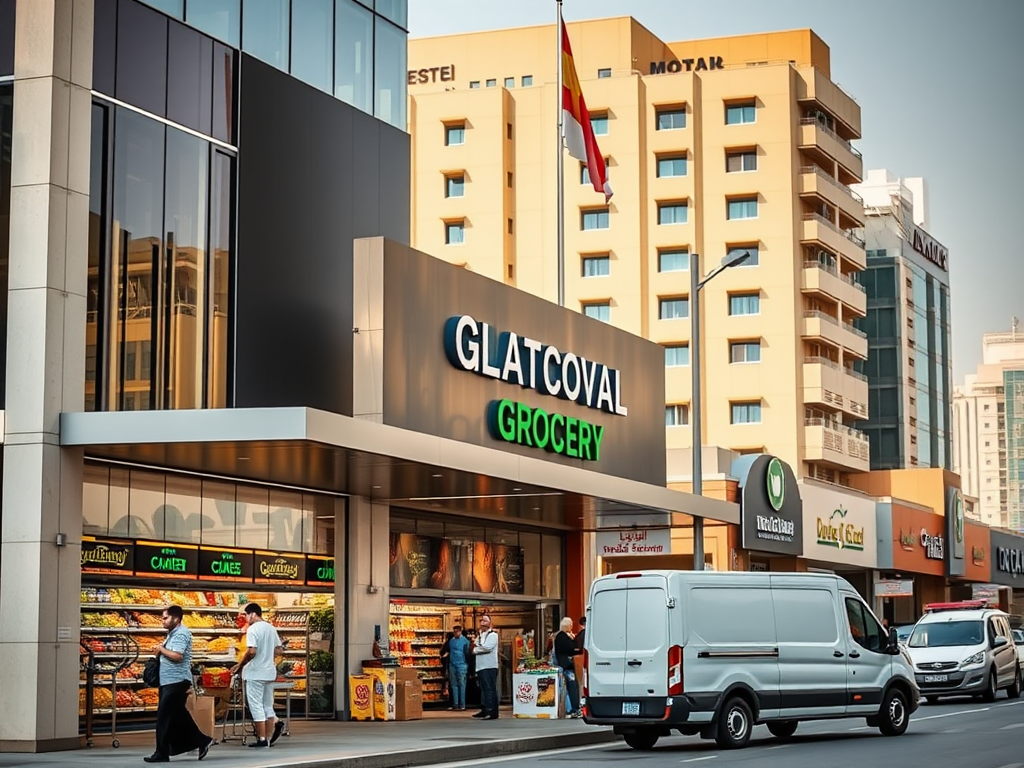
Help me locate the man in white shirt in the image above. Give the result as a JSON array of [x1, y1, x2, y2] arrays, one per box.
[[472, 614, 500, 719], [230, 603, 284, 747]]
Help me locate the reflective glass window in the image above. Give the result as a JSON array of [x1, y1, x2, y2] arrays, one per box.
[[208, 151, 234, 408], [161, 475, 203, 543], [656, 108, 686, 130], [85, 103, 106, 412], [659, 203, 688, 225], [583, 303, 610, 322], [211, 43, 235, 143], [143, 0, 184, 17], [163, 128, 208, 409], [128, 470, 166, 539], [236, 485, 270, 549], [659, 298, 689, 320], [582, 255, 610, 277], [665, 345, 689, 367], [519, 532, 542, 596], [108, 468, 131, 537], [116, 0, 168, 117], [727, 197, 758, 220], [83, 464, 111, 536], [0, 1, 12, 76], [541, 534, 562, 598], [167, 21, 213, 135], [590, 115, 608, 135], [335, 0, 374, 113], [657, 156, 687, 178], [581, 209, 609, 230], [729, 293, 760, 315], [666, 404, 689, 426], [92, 0, 117, 95], [201, 480, 237, 546], [659, 249, 689, 272], [269, 490, 304, 551], [445, 175, 465, 198], [730, 341, 761, 363], [522, 75, 533, 86], [186, 0, 240, 47], [375, 0, 408, 28], [726, 101, 756, 125], [375, 18, 407, 129], [731, 401, 762, 424], [445, 221, 464, 244], [242, 0, 290, 71], [292, 0, 334, 93]]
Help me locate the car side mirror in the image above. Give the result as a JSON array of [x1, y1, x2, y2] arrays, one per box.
[[993, 636, 1009, 649], [887, 627, 899, 652]]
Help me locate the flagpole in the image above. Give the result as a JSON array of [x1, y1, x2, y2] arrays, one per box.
[[556, 0, 565, 307]]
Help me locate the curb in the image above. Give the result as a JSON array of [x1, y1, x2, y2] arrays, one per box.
[[268, 729, 620, 768]]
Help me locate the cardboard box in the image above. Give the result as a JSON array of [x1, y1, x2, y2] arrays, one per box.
[[395, 680, 423, 721], [395, 667, 419, 684]]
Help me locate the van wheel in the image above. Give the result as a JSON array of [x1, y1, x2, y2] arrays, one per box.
[[715, 697, 753, 749], [982, 668, 998, 703], [622, 731, 659, 751], [1007, 668, 1022, 700], [878, 688, 909, 736], [766, 720, 798, 740]]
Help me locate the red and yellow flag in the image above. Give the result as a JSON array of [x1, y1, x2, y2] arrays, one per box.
[[561, 22, 612, 202]]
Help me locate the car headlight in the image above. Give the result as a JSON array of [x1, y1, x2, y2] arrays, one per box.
[[961, 652, 985, 669]]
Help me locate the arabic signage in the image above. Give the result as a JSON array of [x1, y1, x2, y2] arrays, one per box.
[[734, 455, 803, 556], [874, 579, 914, 598], [921, 529, 944, 560], [945, 486, 965, 576], [596, 529, 671, 556], [81, 537, 135, 575], [890, 503, 944, 575], [989, 529, 1024, 586], [800, 483, 877, 567]]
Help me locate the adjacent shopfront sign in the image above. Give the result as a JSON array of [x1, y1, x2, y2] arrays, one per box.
[[945, 486, 966, 577], [890, 504, 945, 576], [735, 455, 803, 556], [596, 529, 671, 556], [963, 521, 990, 583], [909, 224, 948, 271], [989, 529, 1024, 586], [81, 537, 135, 575], [306, 555, 336, 587], [134, 541, 199, 579], [198, 546, 255, 582], [650, 56, 725, 74], [799, 483, 877, 568], [874, 579, 914, 598], [254, 551, 307, 585]]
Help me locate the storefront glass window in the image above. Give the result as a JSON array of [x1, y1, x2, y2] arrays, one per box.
[[291, 0, 334, 93], [334, 0, 373, 113], [236, 485, 270, 549], [201, 480, 237, 546], [541, 534, 562, 598], [519, 532, 542, 597], [128, 470, 166, 539], [162, 475, 203, 543], [108, 468, 131, 537], [269, 490, 303, 551], [311, 495, 336, 554], [374, 18, 407, 129], [301, 495, 317, 553], [242, 0, 290, 71], [83, 464, 111, 536]]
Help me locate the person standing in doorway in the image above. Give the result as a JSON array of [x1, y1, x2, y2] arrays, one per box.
[[230, 603, 285, 748], [575, 616, 587, 652], [447, 625, 470, 711], [472, 615, 499, 719], [554, 617, 582, 718], [144, 606, 214, 763]]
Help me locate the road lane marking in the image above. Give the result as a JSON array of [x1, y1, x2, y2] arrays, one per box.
[[416, 742, 614, 768], [995, 763, 1023, 768], [767, 744, 791, 749], [913, 707, 990, 721], [680, 757, 718, 763], [994, 700, 1024, 708], [999, 722, 1024, 730]]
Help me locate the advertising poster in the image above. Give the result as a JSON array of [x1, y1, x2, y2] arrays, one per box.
[[389, 533, 434, 589], [494, 544, 525, 594], [428, 539, 474, 590], [473, 541, 495, 592]]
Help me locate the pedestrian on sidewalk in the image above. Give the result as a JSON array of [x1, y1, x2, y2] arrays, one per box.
[[447, 625, 470, 711], [554, 617, 582, 718], [144, 605, 214, 763], [472, 615, 500, 720], [230, 603, 285, 749]]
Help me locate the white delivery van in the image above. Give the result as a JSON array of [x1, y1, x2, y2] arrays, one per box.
[[582, 570, 918, 750]]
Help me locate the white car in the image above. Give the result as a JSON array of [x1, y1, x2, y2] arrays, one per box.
[[1014, 629, 1024, 673]]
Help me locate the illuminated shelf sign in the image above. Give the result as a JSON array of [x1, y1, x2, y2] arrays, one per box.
[[306, 555, 336, 587], [255, 551, 306, 585], [135, 541, 199, 579], [81, 537, 135, 575], [199, 547, 255, 582]]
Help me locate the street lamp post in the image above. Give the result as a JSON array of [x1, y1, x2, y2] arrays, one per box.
[[690, 250, 751, 571]]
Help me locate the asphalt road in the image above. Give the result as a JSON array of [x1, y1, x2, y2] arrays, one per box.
[[426, 695, 1024, 768]]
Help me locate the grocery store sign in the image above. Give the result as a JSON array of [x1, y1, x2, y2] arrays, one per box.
[[81, 537, 135, 575], [255, 551, 307, 585], [135, 541, 199, 579], [199, 547, 254, 582], [306, 555, 335, 587]]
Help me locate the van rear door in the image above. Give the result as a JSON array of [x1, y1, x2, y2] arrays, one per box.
[[588, 579, 629, 697]]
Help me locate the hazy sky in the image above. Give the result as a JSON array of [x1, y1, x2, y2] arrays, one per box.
[[409, 0, 1024, 381]]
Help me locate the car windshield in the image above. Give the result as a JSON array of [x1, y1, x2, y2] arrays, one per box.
[[1014, 629, 1024, 644], [896, 626, 913, 641], [909, 620, 984, 648]]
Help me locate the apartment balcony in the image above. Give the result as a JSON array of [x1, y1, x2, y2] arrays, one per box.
[[799, 166, 865, 228], [802, 310, 868, 359], [801, 213, 866, 270], [804, 416, 871, 472], [802, 356, 869, 420], [801, 260, 867, 316], [795, 67, 862, 139], [799, 119, 863, 182]]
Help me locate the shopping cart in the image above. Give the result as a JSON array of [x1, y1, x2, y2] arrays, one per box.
[[80, 632, 139, 748], [220, 674, 254, 744]]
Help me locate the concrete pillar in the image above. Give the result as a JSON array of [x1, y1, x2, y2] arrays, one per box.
[[0, 0, 92, 752], [338, 496, 390, 716]]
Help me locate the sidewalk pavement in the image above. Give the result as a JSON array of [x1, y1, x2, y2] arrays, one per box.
[[0, 710, 619, 768]]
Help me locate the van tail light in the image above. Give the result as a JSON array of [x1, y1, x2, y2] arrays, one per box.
[[581, 648, 589, 698], [668, 645, 683, 696]]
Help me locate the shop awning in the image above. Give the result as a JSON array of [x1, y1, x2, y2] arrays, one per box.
[[60, 407, 739, 530]]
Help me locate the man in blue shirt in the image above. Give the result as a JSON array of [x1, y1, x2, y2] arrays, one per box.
[[144, 605, 214, 763], [447, 625, 470, 711]]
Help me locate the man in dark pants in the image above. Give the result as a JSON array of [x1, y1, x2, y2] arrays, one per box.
[[145, 605, 214, 763], [471, 614, 499, 720]]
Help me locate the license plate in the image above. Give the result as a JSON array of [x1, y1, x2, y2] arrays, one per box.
[[621, 702, 640, 716], [923, 674, 948, 683]]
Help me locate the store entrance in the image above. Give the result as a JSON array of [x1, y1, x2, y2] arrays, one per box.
[[388, 598, 558, 708]]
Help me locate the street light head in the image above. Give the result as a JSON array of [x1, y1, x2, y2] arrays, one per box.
[[721, 250, 751, 269]]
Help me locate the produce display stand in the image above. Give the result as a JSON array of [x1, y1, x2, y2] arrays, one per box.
[[511, 666, 566, 719], [79, 632, 139, 747]]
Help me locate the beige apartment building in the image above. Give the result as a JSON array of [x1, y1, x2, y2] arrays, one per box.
[[408, 19, 869, 480]]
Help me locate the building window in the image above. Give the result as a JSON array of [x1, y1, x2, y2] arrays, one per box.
[[186, 0, 241, 47], [665, 404, 690, 426], [504, 77, 514, 88], [469, 81, 480, 89], [581, 208, 610, 230], [581, 158, 609, 185], [334, 0, 374, 113], [726, 150, 757, 172], [658, 203, 688, 225], [665, 345, 690, 367], [725, 245, 759, 267], [242, 0, 289, 71], [729, 293, 760, 315], [727, 197, 758, 220], [597, 68, 611, 78], [374, 16, 407, 130], [445, 221, 465, 244], [726, 101, 756, 125], [583, 302, 610, 322], [658, 249, 689, 272], [291, 0, 334, 93], [582, 255, 610, 277], [522, 75, 533, 86], [730, 341, 762, 363], [445, 123, 465, 146], [657, 155, 688, 178], [486, 78, 496, 87], [445, 174, 465, 198], [659, 298, 689, 320], [731, 401, 762, 424], [507, 172, 513, 187], [507, 218, 514, 234], [656, 107, 686, 130], [590, 114, 608, 135]]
